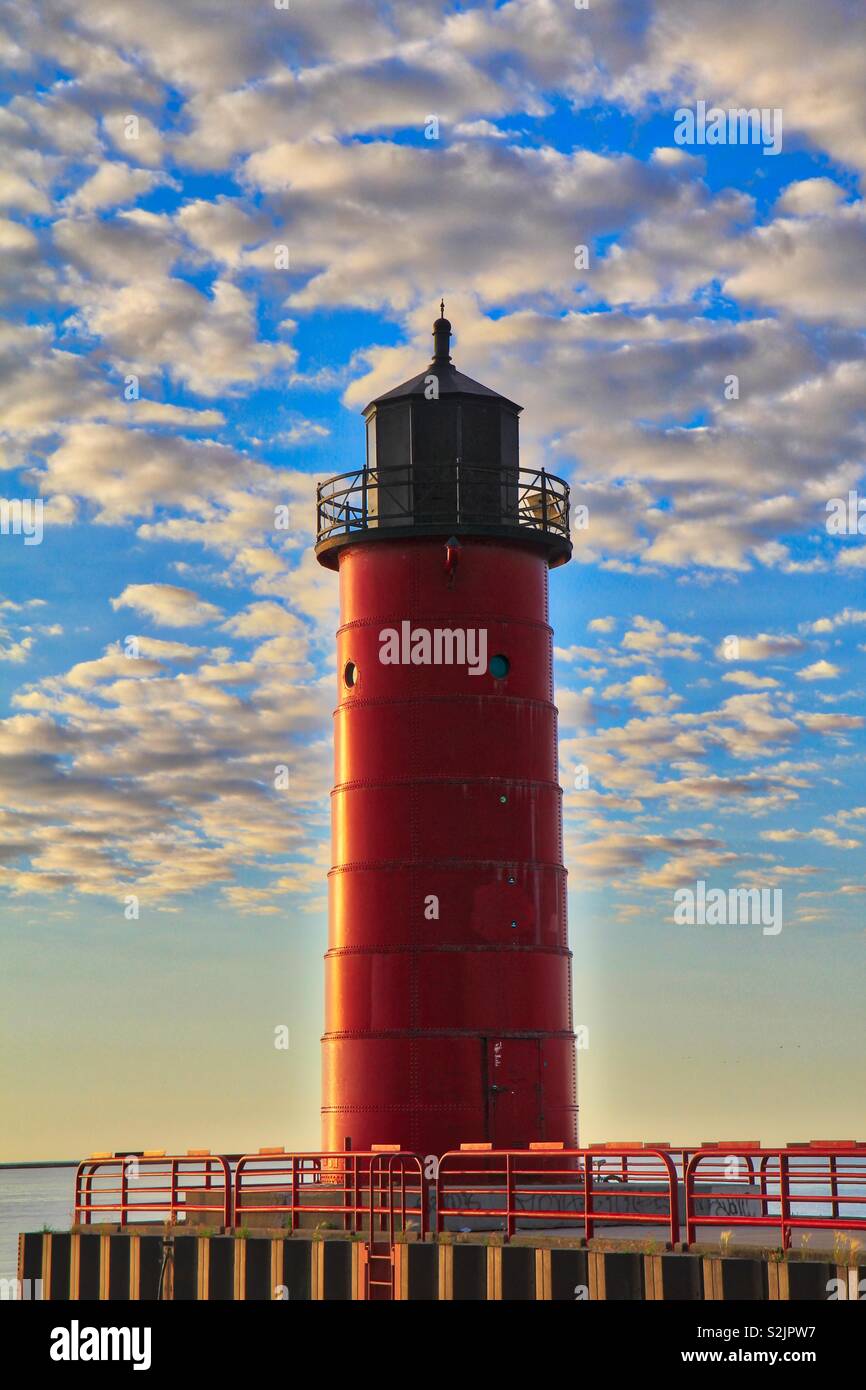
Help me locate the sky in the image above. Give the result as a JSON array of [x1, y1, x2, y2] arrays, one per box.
[[1, 0, 865, 1161]]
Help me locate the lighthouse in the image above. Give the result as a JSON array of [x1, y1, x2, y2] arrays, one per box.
[[315, 308, 577, 1157]]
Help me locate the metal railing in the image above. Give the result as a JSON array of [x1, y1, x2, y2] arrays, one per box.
[[685, 1144, 866, 1249], [74, 1152, 231, 1227], [435, 1146, 681, 1244], [587, 1141, 763, 1184], [70, 1142, 866, 1254], [316, 462, 570, 547], [233, 1149, 427, 1239]]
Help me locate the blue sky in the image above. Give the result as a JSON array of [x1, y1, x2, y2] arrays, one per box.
[[1, 0, 865, 1159]]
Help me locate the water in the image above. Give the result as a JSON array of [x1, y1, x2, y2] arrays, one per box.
[[0, 1168, 76, 1282]]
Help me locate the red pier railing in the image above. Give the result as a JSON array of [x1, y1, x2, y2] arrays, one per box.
[[435, 1145, 681, 1244], [684, 1143, 866, 1249], [74, 1151, 231, 1227], [71, 1142, 866, 1259], [233, 1148, 427, 1239]]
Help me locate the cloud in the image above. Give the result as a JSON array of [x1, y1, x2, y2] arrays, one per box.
[[1, 612, 333, 905], [609, 0, 866, 176], [621, 617, 703, 660], [248, 138, 687, 311], [567, 828, 735, 887], [272, 419, 330, 446], [809, 609, 866, 634], [0, 635, 34, 664], [175, 196, 271, 268], [721, 671, 780, 689], [34, 424, 273, 526], [103, 111, 165, 167], [1, 1, 863, 584], [221, 601, 306, 639], [761, 826, 860, 850], [0, 169, 51, 214], [110, 583, 223, 628], [797, 660, 841, 681], [62, 269, 298, 396], [65, 162, 176, 213], [3, 0, 866, 929], [776, 179, 848, 217], [716, 634, 806, 661], [725, 202, 866, 327], [602, 672, 681, 714]]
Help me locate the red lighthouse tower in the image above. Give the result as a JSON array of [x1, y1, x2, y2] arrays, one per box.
[[315, 308, 577, 1157]]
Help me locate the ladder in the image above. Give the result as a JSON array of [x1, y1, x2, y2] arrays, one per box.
[[364, 1241, 395, 1300]]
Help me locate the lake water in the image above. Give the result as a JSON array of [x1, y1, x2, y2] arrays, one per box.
[[0, 1168, 77, 1282]]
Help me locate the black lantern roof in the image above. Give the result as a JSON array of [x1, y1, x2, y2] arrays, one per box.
[[366, 305, 521, 412]]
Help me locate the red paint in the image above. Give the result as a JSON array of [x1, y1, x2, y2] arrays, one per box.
[[321, 535, 577, 1155]]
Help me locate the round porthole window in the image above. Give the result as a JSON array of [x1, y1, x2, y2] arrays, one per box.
[[489, 654, 510, 679], [343, 661, 358, 689]]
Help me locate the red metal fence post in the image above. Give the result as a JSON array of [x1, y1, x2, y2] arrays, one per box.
[[684, 1154, 696, 1247], [583, 1152, 594, 1242], [435, 1159, 444, 1236], [655, 1150, 680, 1246], [74, 1163, 86, 1226], [829, 1154, 840, 1221], [779, 1150, 791, 1250], [120, 1159, 128, 1229], [170, 1159, 177, 1226]]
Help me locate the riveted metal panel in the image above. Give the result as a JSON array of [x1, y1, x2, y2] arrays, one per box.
[[322, 536, 576, 1156]]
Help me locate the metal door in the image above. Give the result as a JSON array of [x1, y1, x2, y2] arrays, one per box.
[[486, 1038, 543, 1147]]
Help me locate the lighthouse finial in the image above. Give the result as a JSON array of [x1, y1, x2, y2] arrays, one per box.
[[433, 300, 452, 363], [433, 301, 453, 364]]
